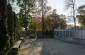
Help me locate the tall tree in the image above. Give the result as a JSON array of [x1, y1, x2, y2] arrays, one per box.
[[0, 1, 8, 53], [33, 0, 51, 37], [0, 0, 20, 54], [46, 12, 67, 29], [17, 0, 36, 34], [77, 5, 85, 27], [65, 0, 76, 28]]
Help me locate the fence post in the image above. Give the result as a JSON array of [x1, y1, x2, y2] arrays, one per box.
[[81, 30, 82, 39]]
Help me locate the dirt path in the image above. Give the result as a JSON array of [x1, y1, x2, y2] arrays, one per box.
[[18, 38, 85, 55]]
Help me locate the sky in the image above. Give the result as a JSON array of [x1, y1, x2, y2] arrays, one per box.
[[47, 0, 85, 25], [11, 0, 85, 25], [12, 0, 85, 15], [48, 0, 85, 15]]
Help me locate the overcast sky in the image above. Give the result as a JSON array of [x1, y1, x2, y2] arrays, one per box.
[[12, 0, 85, 15], [48, 0, 85, 15], [47, 0, 85, 25], [12, 0, 85, 25]]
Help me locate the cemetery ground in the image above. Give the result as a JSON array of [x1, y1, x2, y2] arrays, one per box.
[[18, 38, 85, 55]]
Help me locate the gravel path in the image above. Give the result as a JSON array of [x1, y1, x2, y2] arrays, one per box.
[[18, 38, 85, 55]]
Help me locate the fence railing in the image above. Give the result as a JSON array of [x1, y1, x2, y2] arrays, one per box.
[[54, 29, 85, 45]]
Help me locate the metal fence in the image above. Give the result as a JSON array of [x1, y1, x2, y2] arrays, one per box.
[[54, 29, 85, 45]]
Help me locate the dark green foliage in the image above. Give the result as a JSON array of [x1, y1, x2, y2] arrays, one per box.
[[17, 0, 36, 34], [29, 23, 36, 31], [0, 0, 9, 52], [77, 5, 85, 28], [44, 29, 54, 38], [7, 3, 20, 52], [0, 0, 20, 55], [77, 15, 85, 27], [7, 4, 14, 46]]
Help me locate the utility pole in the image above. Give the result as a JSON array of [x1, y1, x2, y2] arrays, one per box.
[[73, 0, 76, 28], [65, 0, 76, 28], [42, 0, 45, 38]]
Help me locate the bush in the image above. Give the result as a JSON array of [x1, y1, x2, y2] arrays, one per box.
[[45, 29, 54, 38]]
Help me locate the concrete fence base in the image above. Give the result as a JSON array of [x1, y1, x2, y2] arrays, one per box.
[[55, 37, 85, 45], [54, 29, 85, 45]]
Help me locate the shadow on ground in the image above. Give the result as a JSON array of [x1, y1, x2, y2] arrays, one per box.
[[18, 38, 85, 55]]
